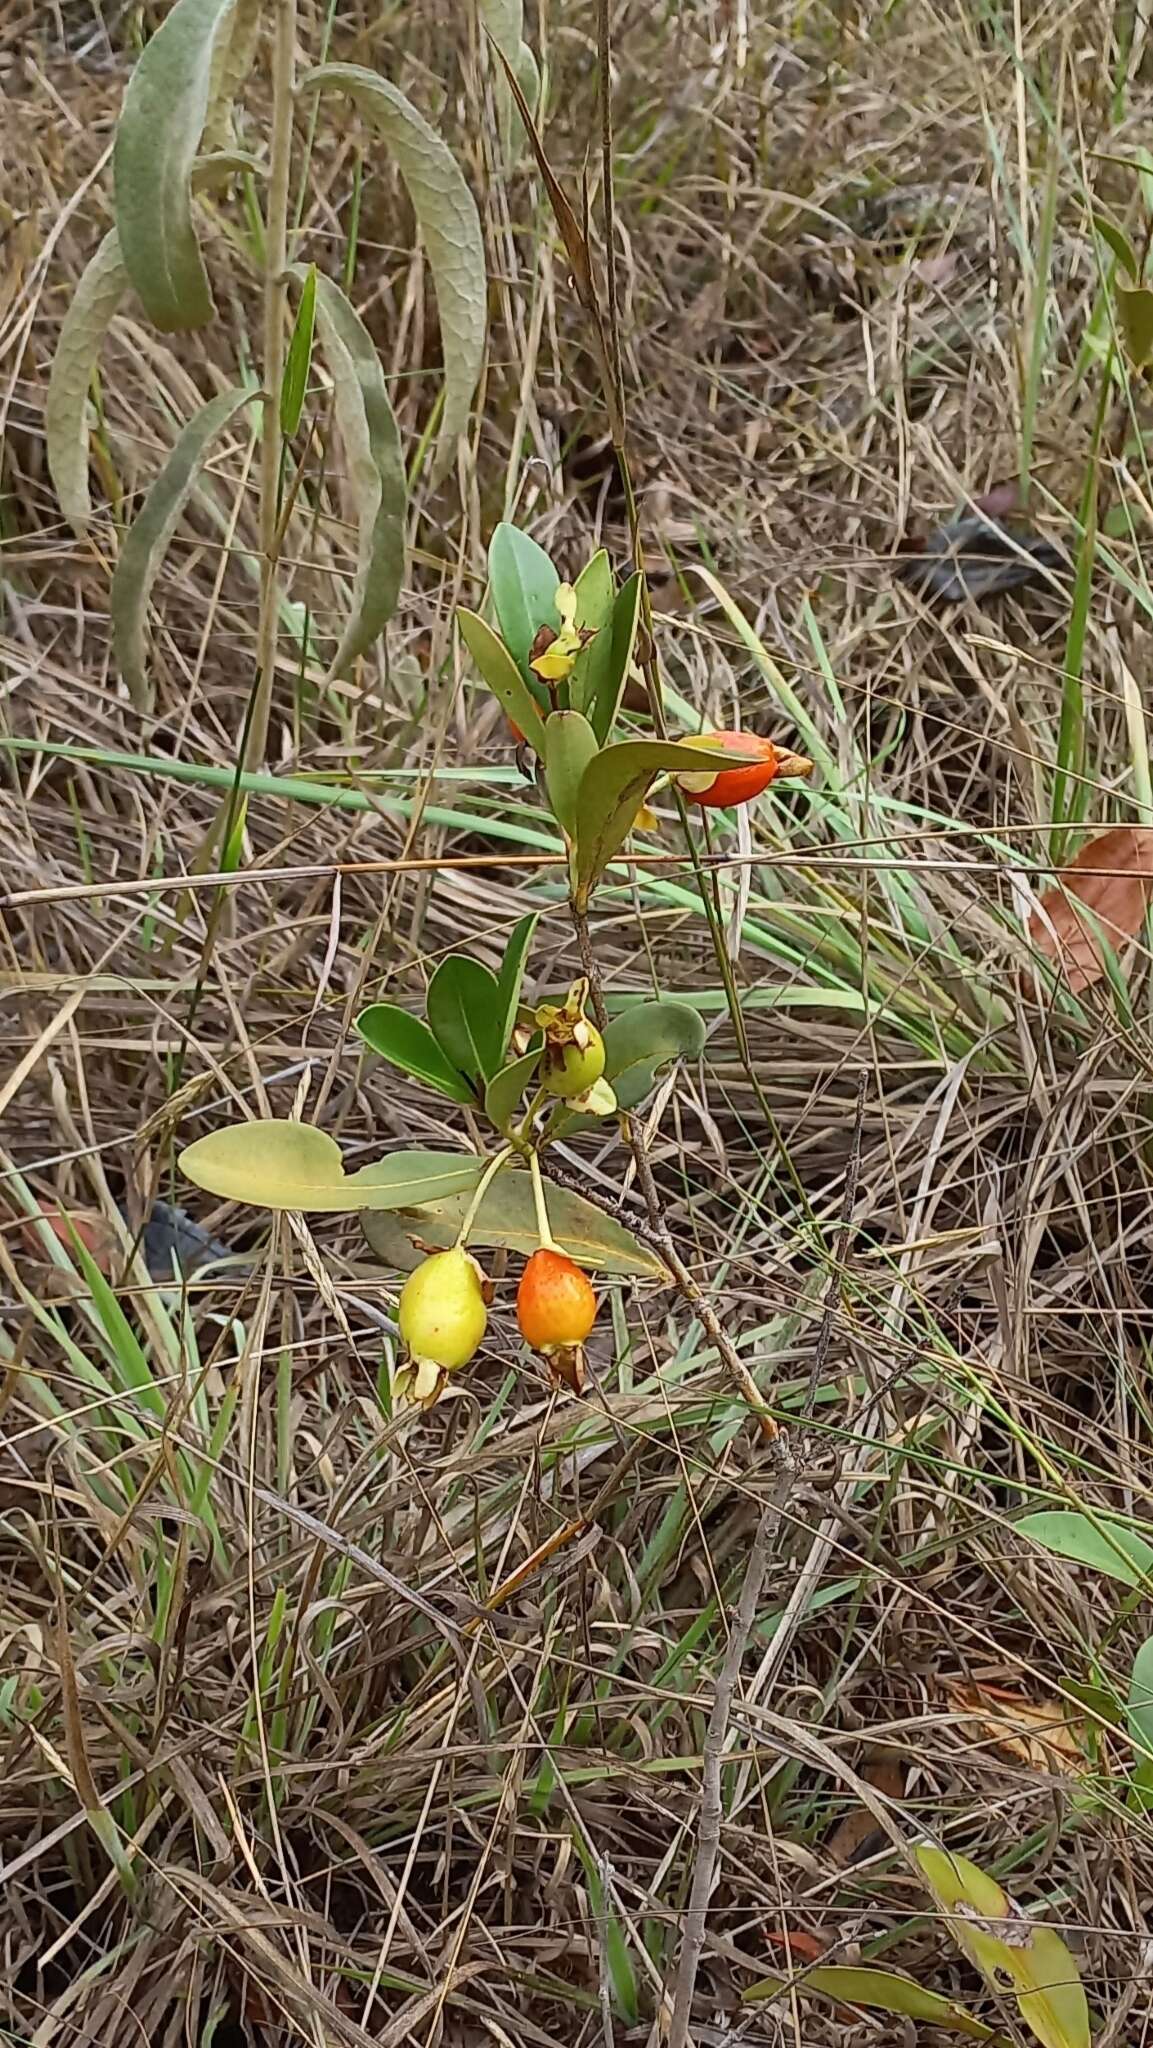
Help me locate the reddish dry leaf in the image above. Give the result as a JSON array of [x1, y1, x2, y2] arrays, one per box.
[[16, 1203, 117, 1275], [1028, 824, 1153, 994], [764, 1929, 828, 1963]]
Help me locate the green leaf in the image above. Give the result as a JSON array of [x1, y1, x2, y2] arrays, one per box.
[[310, 270, 406, 677], [1117, 281, 1153, 366], [484, 1047, 541, 1131], [1092, 211, 1137, 278], [916, 1847, 1090, 2048], [203, 0, 260, 151], [426, 956, 504, 1083], [458, 608, 549, 757], [488, 521, 560, 683], [281, 264, 317, 438], [1017, 1510, 1153, 1588], [494, 911, 539, 1058], [572, 738, 736, 908], [478, 0, 538, 157], [544, 710, 599, 839], [179, 1121, 484, 1211], [113, 0, 236, 331], [298, 63, 486, 483], [45, 230, 129, 534], [744, 1965, 993, 2038], [604, 999, 705, 1102], [363, 1168, 665, 1277], [1012, 1927, 1091, 2048], [191, 147, 263, 188], [111, 385, 256, 710], [1128, 1637, 1153, 1766], [567, 549, 616, 715], [588, 571, 643, 743], [355, 1003, 476, 1101]]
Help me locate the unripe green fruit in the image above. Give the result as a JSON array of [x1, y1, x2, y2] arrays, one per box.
[[397, 1247, 486, 1370], [542, 1023, 606, 1099]]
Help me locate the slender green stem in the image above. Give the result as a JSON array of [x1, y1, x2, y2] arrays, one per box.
[[528, 1149, 557, 1251], [455, 1146, 512, 1246], [247, 0, 297, 770]]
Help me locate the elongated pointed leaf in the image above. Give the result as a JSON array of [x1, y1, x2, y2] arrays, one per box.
[[1128, 1637, 1153, 1762], [544, 710, 598, 838], [1118, 281, 1153, 367], [495, 911, 538, 1059], [588, 572, 643, 743], [111, 385, 256, 710], [573, 738, 735, 908], [45, 230, 129, 534], [1017, 1509, 1153, 1587], [1092, 211, 1137, 278], [355, 1003, 475, 1101], [180, 1121, 483, 1211], [458, 608, 549, 756], [363, 1169, 664, 1277], [568, 549, 616, 714], [916, 1847, 1090, 2048], [744, 1964, 993, 2038], [281, 264, 317, 438], [203, 0, 260, 151], [114, 0, 236, 331], [427, 956, 504, 1083], [1013, 1926, 1091, 2048], [298, 63, 485, 482], [479, 0, 538, 157], [484, 1047, 541, 1130], [310, 270, 406, 677], [489, 522, 560, 682]]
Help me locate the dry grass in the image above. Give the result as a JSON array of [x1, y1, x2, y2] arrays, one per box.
[[5, 1, 1153, 2043]]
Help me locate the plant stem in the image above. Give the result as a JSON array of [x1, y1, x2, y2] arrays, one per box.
[[570, 900, 788, 1455], [247, 0, 297, 771], [528, 1149, 557, 1250], [454, 1146, 512, 1246]]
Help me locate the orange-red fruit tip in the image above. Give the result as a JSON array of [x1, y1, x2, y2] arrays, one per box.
[[516, 1248, 598, 1351], [679, 732, 812, 808]]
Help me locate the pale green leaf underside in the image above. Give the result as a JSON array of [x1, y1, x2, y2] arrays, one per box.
[[180, 1120, 483, 1211], [113, 0, 237, 331], [1016, 1509, 1153, 1587], [203, 0, 261, 152], [111, 384, 256, 709], [745, 1964, 993, 2037], [457, 607, 549, 756], [299, 63, 486, 483], [363, 1169, 665, 1277], [45, 229, 128, 534], [310, 270, 407, 677]]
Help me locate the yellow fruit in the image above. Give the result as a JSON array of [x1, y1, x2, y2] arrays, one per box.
[[397, 1247, 487, 1371], [535, 979, 606, 1099], [543, 1023, 606, 1098]]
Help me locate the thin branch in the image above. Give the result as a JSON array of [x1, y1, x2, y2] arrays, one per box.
[[568, 902, 791, 1456]]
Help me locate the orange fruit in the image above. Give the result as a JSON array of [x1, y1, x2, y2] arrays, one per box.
[[516, 1248, 597, 1351]]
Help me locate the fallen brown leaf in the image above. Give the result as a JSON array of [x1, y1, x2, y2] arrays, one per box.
[[1028, 823, 1153, 994], [946, 1681, 1085, 1773], [826, 1751, 907, 1866]]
